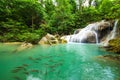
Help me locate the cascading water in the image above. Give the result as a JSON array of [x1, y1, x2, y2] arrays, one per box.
[[70, 29, 98, 43], [82, 0, 96, 8], [63, 20, 118, 45], [91, 0, 96, 7], [111, 19, 119, 39], [69, 20, 111, 44], [82, 0, 90, 7], [103, 19, 119, 46], [93, 31, 98, 44], [70, 22, 101, 44]]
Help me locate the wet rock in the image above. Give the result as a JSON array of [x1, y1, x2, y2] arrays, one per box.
[[38, 37, 48, 44], [38, 33, 58, 45], [104, 38, 120, 53], [60, 35, 71, 42], [38, 33, 67, 45], [20, 42, 32, 48], [74, 29, 81, 34]]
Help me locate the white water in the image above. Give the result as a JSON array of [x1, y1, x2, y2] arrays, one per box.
[[102, 19, 119, 46], [93, 31, 98, 44], [64, 20, 118, 45], [111, 19, 119, 39], [27, 75, 41, 80], [82, 0, 96, 7], [82, 0, 90, 7], [76, 0, 80, 9], [52, 0, 57, 6], [70, 21, 101, 44], [91, 0, 96, 7]]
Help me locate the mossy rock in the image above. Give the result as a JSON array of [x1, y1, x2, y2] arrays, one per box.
[[107, 38, 120, 53], [109, 38, 120, 46]]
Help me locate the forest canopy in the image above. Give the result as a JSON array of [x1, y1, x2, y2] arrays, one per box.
[[0, 0, 120, 43]]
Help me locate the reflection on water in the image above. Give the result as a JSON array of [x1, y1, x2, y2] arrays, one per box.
[[0, 43, 120, 80]]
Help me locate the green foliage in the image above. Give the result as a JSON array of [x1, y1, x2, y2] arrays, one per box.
[[16, 32, 40, 44], [0, 0, 120, 43]]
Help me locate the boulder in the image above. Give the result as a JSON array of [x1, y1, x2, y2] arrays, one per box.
[[60, 35, 71, 42], [38, 37, 48, 45], [74, 29, 81, 34], [38, 33, 59, 45], [45, 33, 55, 40], [97, 21, 111, 31]]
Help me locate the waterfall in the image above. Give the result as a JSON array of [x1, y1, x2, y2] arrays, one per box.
[[93, 31, 99, 44], [69, 20, 111, 44], [91, 0, 96, 7], [52, 0, 57, 6], [82, 0, 90, 7], [82, 0, 96, 8], [102, 19, 119, 46], [76, 0, 80, 9], [110, 19, 119, 39], [62, 20, 113, 44], [70, 22, 100, 44]]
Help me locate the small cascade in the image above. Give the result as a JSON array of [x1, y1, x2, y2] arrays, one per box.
[[69, 20, 111, 44], [76, 0, 80, 9], [102, 19, 119, 46], [82, 0, 90, 7], [82, 0, 96, 8], [93, 31, 99, 44], [91, 0, 96, 7], [111, 19, 119, 39], [70, 23, 99, 44], [52, 0, 57, 6]]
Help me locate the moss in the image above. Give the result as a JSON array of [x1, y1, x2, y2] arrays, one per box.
[[106, 38, 120, 53]]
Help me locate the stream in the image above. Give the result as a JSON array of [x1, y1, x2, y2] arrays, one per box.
[[0, 43, 120, 80]]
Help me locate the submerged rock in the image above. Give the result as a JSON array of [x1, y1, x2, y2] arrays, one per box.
[[13, 42, 33, 52], [97, 54, 120, 62]]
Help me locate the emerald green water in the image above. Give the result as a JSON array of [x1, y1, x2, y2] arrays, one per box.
[[0, 43, 120, 80]]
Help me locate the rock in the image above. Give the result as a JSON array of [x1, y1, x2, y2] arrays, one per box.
[[97, 21, 111, 31], [60, 37, 67, 43], [97, 54, 120, 61], [38, 33, 61, 45], [20, 42, 33, 48], [85, 31, 97, 43], [38, 37, 48, 45], [45, 33, 55, 40], [13, 42, 33, 52], [74, 29, 81, 34], [39, 33, 67, 45], [60, 35, 71, 42], [105, 38, 120, 53]]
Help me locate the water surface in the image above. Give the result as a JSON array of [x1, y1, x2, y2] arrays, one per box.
[[0, 43, 120, 80]]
